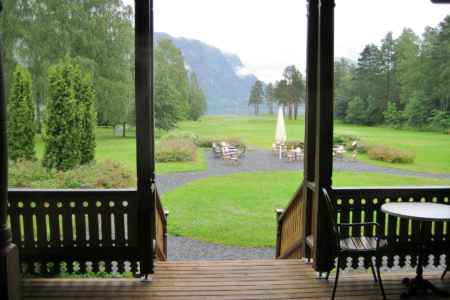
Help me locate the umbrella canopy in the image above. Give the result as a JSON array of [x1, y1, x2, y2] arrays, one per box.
[[275, 106, 286, 158]]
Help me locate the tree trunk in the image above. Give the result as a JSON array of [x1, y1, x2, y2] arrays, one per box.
[[294, 102, 298, 120], [36, 92, 41, 134], [123, 121, 126, 137]]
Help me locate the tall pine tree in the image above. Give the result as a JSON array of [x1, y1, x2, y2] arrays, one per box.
[[8, 64, 36, 161], [42, 54, 81, 171]]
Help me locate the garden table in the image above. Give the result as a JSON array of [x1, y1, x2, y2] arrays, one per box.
[[381, 202, 450, 299], [291, 149, 303, 161]]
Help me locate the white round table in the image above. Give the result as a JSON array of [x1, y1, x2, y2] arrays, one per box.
[[381, 202, 450, 299]]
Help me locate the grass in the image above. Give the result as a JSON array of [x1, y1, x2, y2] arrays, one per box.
[[176, 115, 450, 175], [161, 171, 450, 248], [31, 115, 450, 175], [33, 129, 208, 174]]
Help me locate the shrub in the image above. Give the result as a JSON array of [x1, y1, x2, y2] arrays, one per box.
[[221, 137, 246, 149], [196, 136, 216, 148], [161, 131, 199, 145], [285, 139, 303, 149], [333, 130, 362, 146], [156, 137, 197, 162], [344, 140, 374, 154], [8, 158, 136, 189], [367, 145, 417, 164]]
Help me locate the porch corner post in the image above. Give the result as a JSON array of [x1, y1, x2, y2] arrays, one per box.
[[302, 0, 319, 263], [0, 2, 22, 298], [135, 0, 155, 278], [313, 0, 335, 272]]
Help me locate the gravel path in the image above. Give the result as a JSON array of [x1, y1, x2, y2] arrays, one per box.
[[157, 150, 450, 261]]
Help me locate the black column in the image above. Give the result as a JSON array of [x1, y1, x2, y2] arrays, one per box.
[[135, 0, 155, 277], [0, 1, 22, 298], [313, 0, 335, 272], [302, 0, 319, 263]]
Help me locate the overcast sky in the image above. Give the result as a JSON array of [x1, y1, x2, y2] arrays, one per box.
[[123, 0, 450, 84]]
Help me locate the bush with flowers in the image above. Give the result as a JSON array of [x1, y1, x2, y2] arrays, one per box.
[[155, 137, 197, 162], [367, 145, 417, 164], [8, 158, 136, 189]]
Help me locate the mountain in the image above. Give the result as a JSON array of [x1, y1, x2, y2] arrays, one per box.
[[154, 33, 265, 112]]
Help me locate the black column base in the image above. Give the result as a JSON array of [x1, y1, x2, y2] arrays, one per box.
[[400, 276, 449, 299]]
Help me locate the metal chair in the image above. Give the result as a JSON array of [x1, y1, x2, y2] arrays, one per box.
[[322, 188, 387, 300]]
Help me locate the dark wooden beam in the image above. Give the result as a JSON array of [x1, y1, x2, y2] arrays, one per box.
[[302, 0, 319, 263], [312, 0, 335, 272], [135, 0, 155, 278], [0, 2, 22, 298]]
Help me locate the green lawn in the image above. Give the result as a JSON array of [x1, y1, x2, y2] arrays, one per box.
[[161, 171, 450, 248], [175, 115, 450, 175], [32, 115, 450, 175]]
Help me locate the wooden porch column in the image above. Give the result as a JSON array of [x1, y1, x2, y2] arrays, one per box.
[[303, 0, 335, 272], [302, 0, 318, 262], [135, 0, 156, 279], [0, 2, 22, 298]]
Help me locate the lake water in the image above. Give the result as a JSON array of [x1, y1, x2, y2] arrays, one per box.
[[205, 107, 305, 116]]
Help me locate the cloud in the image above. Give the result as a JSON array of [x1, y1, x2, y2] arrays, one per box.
[[184, 63, 191, 71], [234, 66, 253, 78]]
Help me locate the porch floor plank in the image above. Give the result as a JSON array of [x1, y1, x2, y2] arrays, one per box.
[[21, 259, 450, 299]]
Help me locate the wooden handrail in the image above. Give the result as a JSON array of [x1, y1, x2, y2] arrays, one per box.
[[154, 185, 168, 261], [275, 183, 304, 260]]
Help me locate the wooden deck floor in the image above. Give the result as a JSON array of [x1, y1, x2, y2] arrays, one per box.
[[21, 259, 450, 299]]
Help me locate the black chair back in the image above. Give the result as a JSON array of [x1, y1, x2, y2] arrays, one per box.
[[323, 188, 341, 249]]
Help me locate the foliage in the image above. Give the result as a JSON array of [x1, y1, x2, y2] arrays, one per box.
[[345, 97, 366, 125], [9, 158, 135, 189], [155, 137, 197, 163], [430, 109, 450, 134], [196, 136, 216, 148], [282, 65, 305, 120], [383, 101, 407, 129], [155, 38, 190, 120], [248, 80, 264, 115], [161, 131, 199, 145], [154, 65, 183, 132], [284, 139, 303, 149], [8, 64, 36, 161], [78, 73, 97, 164], [344, 140, 374, 154], [333, 130, 362, 146], [403, 90, 431, 132], [19, 261, 133, 279], [2, 0, 134, 132], [367, 145, 417, 164], [42, 54, 81, 171], [188, 71, 207, 121], [264, 83, 275, 114]]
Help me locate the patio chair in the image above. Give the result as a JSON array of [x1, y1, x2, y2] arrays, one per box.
[[213, 146, 222, 158], [286, 150, 294, 162], [222, 147, 231, 164], [322, 188, 387, 300], [296, 147, 304, 162], [349, 149, 358, 162], [229, 151, 239, 165], [272, 143, 278, 155], [238, 146, 246, 158], [281, 145, 288, 157]]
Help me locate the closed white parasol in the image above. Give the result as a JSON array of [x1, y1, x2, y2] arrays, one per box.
[[275, 106, 286, 158]]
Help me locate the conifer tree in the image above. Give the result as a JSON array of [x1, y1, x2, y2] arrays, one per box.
[[79, 73, 97, 164], [42, 54, 81, 171], [8, 64, 36, 161]]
